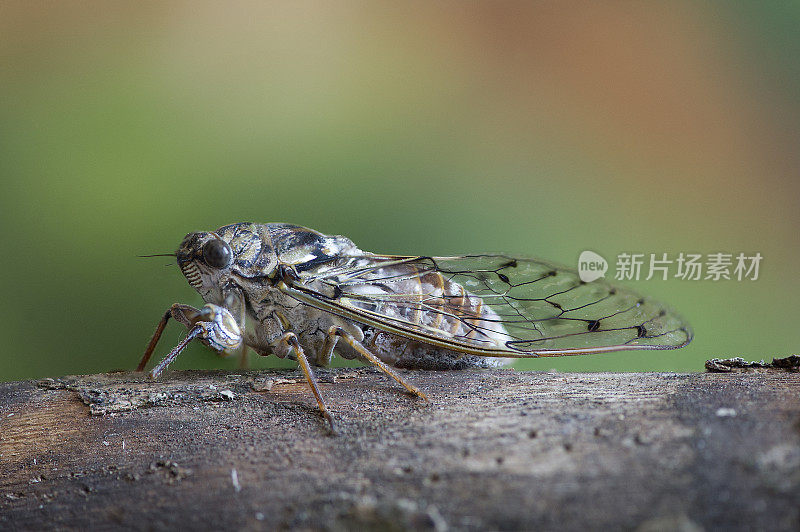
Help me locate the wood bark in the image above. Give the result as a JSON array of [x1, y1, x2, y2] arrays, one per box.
[[1, 366, 798, 530]]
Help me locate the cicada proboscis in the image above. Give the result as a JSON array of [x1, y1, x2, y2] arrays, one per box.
[[137, 223, 692, 430]]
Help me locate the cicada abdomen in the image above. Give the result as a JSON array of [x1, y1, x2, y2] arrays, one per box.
[[328, 260, 514, 369]]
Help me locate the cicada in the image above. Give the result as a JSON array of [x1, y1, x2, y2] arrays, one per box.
[[137, 223, 692, 428]]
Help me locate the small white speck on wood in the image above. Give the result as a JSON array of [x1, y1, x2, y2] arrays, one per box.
[[231, 468, 241, 493]]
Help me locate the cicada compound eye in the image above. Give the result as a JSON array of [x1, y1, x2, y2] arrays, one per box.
[[202, 239, 233, 269]]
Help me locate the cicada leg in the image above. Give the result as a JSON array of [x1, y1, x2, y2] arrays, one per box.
[[275, 332, 336, 433], [137, 304, 203, 371], [137, 303, 242, 379], [238, 345, 250, 369], [325, 326, 428, 401], [220, 291, 250, 369]]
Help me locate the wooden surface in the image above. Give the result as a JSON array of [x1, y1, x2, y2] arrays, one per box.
[[1, 366, 798, 531]]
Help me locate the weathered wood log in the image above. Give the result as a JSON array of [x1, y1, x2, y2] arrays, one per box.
[[1, 366, 798, 530]]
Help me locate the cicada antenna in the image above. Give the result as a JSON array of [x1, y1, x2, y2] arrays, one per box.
[[137, 252, 177, 267]]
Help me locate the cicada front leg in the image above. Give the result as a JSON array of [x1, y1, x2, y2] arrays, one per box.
[[137, 303, 242, 379]]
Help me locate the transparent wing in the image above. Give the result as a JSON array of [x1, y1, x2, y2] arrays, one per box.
[[281, 254, 693, 358]]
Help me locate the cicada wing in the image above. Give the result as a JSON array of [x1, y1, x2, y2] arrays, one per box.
[[282, 254, 693, 358]]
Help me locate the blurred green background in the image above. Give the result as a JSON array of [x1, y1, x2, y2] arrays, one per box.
[[1, 2, 798, 381]]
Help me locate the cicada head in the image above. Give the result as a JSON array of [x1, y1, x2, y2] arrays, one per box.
[[176, 223, 278, 297]]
